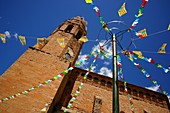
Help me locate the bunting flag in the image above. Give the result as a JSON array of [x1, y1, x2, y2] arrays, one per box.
[[117, 55, 135, 113], [129, 0, 149, 33], [0, 49, 96, 103], [57, 37, 65, 48], [118, 3, 127, 17], [123, 50, 169, 97], [64, 51, 101, 112], [0, 67, 74, 103], [133, 51, 143, 56], [18, 36, 26, 45], [100, 46, 112, 59], [79, 36, 88, 42], [85, 0, 92, 3], [0, 33, 6, 43], [131, 50, 170, 73], [136, 28, 147, 38], [158, 43, 167, 54], [168, 24, 170, 30], [85, 1, 110, 33], [37, 38, 47, 49]]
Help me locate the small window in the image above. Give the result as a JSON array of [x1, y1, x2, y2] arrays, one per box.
[[65, 53, 71, 60], [100, 80, 106, 86], [75, 30, 83, 40], [146, 93, 150, 101], [65, 25, 74, 33], [133, 89, 137, 96], [139, 91, 144, 99], [87, 75, 92, 80], [127, 87, 131, 94], [94, 77, 99, 83], [120, 111, 125, 113], [107, 81, 112, 88], [120, 85, 124, 92]]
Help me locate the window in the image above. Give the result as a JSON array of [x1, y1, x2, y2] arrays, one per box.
[[87, 75, 92, 80], [145, 93, 150, 101], [139, 91, 144, 99], [75, 30, 83, 40], [100, 80, 106, 86], [151, 95, 157, 102], [120, 85, 124, 92], [127, 87, 131, 94], [65, 53, 71, 60], [120, 111, 125, 113], [133, 89, 137, 96], [107, 81, 112, 88], [94, 77, 99, 84], [158, 97, 163, 103], [65, 25, 74, 33]]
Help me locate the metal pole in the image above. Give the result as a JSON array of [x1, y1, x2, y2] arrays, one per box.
[[112, 34, 119, 113]]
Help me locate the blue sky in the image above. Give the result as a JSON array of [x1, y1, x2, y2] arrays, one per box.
[[0, 0, 170, 100]]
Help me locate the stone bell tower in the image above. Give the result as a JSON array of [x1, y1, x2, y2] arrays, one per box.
[[0, 16, 87, 113]]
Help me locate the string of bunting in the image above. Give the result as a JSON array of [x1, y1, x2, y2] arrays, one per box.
[[0, 49, 97, 103], [0, 32, 88, 47], [64, 50, 101, 112], [123, 50, 169, 98], [128, 0, 149, 39], [131, 50, 170, 73], [85, 0, 110, 33], [117, 55, 135, 113]]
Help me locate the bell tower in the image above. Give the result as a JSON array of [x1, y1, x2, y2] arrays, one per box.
[[40, 16, 87, 65], [0, 16, 87, 113]]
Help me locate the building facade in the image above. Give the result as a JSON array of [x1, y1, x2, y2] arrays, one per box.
[[0, 17, 169, 113]]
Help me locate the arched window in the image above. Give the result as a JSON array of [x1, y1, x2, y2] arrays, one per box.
[[107, 81, 112, 88], [87, 75, 92, 80], [133, 89, 137, 96], [158, 97, 163, 103], [120, 111, 125, 113], [139, 91, 144, 99], [65, 24, 74, 33], [145, 93, 150, 101], [151, 95, 157, 102], [120, 85, 124, 92], [127, 87, 131, 94], [75, 30, 83, 40], [100, 80, 106, 86], [94, 77, 99, 84]]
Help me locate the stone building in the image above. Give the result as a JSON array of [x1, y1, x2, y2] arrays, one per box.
[[0, 16, 169, 113]]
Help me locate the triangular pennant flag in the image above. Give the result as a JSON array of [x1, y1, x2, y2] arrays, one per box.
[[133, 51, 143, 56], [168, 24, 170, 30], [18, 36, 26, 45], [79, 36, 88, 42], [85, 0, 92, 3], [0, 33, 6, 43], [57, 37, 65, 48], [118, 3, 127, 17], [137, 28, 147, 38], [37, 38, 47, 49], [158, 43, 167, 53]]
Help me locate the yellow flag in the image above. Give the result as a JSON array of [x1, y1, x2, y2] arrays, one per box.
[[133, 51, 143, 56], [37, 38, 46, 49], [18, 36, 26, 45], [158, 43, 167, 53], [118, 3, 127, 17], [85, 0, 92, 3], [57, 37, 65, 48], [0, 33, 6, 43], [168, 24, 170, 30], [79, 36, 88, 42], [137, 28, 147, 38]]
